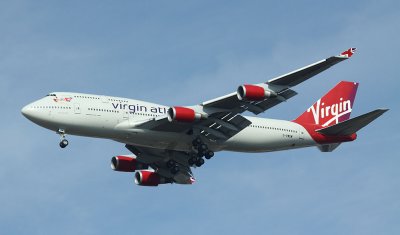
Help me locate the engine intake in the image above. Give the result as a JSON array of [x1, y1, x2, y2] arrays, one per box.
[[134, 171, 172, 186], [167, 106, 206, 122], [237, 85, 277, 101], [111, 156, 148, 172]]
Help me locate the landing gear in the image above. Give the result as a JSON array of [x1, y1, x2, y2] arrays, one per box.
[[170, 165, 180, 174], [59, 139, 69, 148], [188, 137, 214, 167], [166, 160, 180, 174], [204, 150, 214, 160], [188, 157, 196, 165], [192, 138, 202, 147], [57, 129, 69, 149], [166, 160, 175, 168], [195, 158, 205, 167]]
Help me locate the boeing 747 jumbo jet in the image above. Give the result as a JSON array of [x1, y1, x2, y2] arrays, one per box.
[[22, 48, 388, 186]]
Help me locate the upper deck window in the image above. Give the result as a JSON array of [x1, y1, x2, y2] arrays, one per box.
[[46, 93, 57, 97]]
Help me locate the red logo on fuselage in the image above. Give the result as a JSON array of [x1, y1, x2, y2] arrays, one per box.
[[53, 97, 72, 102]]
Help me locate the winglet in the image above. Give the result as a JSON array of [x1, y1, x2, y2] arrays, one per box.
[[339, 47, 357, 58]]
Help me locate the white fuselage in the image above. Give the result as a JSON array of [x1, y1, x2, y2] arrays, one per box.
[[21, 92, 316, 153]]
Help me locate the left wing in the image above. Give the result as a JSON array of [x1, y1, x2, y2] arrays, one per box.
[[126, 144, 195, 185], [121, 48, 356, 142], [202, 48, 356, 115]]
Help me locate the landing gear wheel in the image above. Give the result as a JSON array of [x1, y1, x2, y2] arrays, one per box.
[[57, 129, 68, 149], [198, 144, 207, 152], [195, 158, 205, 167], [205, 150, 214, 160], [170, 165, 180, 174], [192, 138, 202, 147], [188, 157, 196, 165], [59, 139, 69, 148], [166, 160, 175, 168]]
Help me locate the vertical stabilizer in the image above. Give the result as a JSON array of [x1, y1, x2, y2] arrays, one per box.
[[294, 81, 358, 127]]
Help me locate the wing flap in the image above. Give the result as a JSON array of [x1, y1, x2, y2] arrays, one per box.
[[250, 88, 298, 114], [201, 113, 251, 140]]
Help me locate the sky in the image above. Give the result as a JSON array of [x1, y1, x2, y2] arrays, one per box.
[[1, 0, 399, 234]]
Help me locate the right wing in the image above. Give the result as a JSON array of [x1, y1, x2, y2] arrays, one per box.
[[133, 111, 252, 142]]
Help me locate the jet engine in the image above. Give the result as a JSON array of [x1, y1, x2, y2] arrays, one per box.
[[134, 170, 172, 186], [167, 106, 206, 122], [237, 84, 277, 101], [111, 156, 148, 172]]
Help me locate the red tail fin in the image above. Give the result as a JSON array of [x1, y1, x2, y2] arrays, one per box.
[[294, 81, 359, 127]]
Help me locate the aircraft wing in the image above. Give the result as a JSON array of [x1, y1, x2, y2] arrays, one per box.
[[124, 48, 355, 142], [134, 111, 252, 142], [125, 144, 195, 184], [202, 48, 357, 115]]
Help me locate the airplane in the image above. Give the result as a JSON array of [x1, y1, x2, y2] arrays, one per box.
[[21, 48, 388, 186]]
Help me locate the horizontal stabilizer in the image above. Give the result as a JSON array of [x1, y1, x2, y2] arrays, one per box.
[[316, 109, 388, 136]]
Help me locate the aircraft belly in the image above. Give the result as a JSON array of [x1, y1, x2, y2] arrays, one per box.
[[117, 130, 192, 151], [223, 119, 313, 152]]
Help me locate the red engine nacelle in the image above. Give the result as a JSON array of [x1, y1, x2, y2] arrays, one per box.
[[237, 84, 277, 101], [111, 156, 148, 172], [167, 106, 205, 122], [134, 171, 172, 186]]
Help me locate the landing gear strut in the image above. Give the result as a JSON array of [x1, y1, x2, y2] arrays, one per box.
[[57, 129, 69, 148]]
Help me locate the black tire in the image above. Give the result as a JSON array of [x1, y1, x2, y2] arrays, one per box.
[[171, 165, 180, 174], [192, 138, 201, 147], [188, 157, 196, 165], [166, 160, 175, 168], [195, 158, 205, 167], [59, 139, 68, 148], [198, 144, 207, 151], [205, 150, 214, 159]]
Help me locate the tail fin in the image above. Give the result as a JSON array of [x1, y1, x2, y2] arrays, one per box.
[[294, 81, 359, 127]]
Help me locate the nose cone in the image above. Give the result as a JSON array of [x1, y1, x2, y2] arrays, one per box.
[[21, 104, 32, 118]]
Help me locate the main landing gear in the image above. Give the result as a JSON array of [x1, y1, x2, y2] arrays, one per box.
[[188, 137, 214, 167], [57, 129, 69, 148], [166, 159, 180, 174], [166, 137, 214, 175]]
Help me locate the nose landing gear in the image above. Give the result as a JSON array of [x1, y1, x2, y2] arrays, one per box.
[[60, 139, 69, 148], [57, 129, 69, 148]]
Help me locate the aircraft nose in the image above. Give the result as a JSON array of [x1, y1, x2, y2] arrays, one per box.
[[21, 105, 31, 117]]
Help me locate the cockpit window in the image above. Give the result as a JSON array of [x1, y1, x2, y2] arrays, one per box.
[[46, 93, 57, 97]]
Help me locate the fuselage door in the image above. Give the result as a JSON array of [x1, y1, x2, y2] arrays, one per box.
[[74, 103, 81, 114]]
